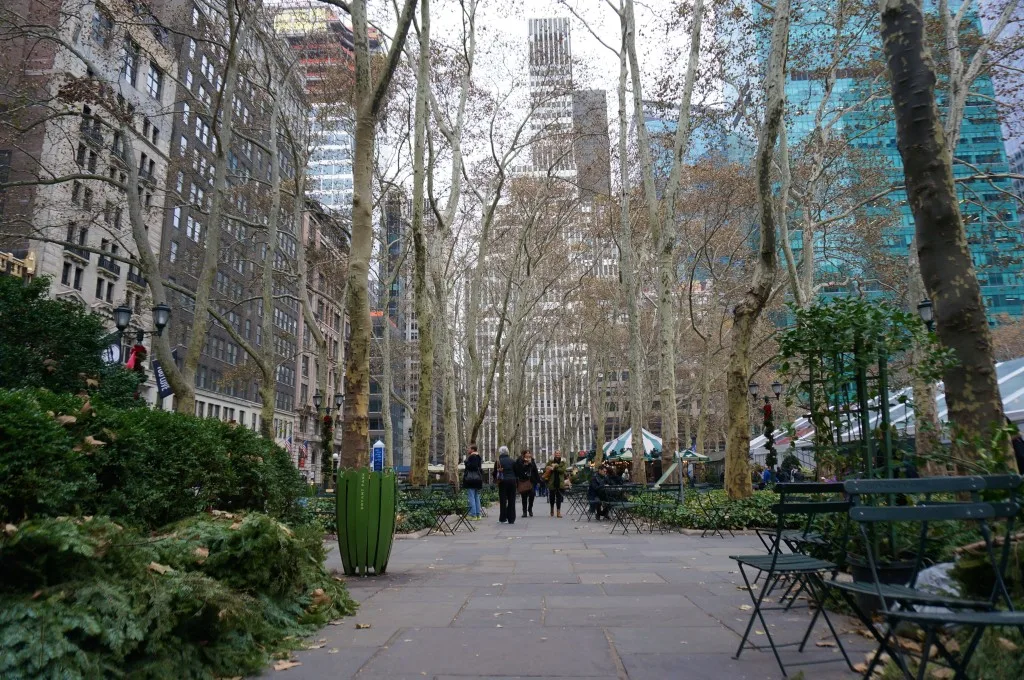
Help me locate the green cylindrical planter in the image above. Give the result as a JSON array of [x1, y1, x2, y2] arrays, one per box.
[[336, 469, 396, 576]]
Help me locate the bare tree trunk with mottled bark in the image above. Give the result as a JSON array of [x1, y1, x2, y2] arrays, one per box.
[[725, 0, 789, 499], [879, 0, 1009, 467]]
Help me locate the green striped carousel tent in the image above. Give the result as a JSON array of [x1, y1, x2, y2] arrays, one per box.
[[603, 428, 662, 460]]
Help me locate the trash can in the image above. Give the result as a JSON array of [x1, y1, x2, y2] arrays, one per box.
[[336, 468, 397, 576]]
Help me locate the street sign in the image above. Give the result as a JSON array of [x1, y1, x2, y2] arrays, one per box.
[[371, 440, 385, 471]]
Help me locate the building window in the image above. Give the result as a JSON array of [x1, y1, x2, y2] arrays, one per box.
[[172, 205, 181, 228], [95, 277, 104, 300], [186, 216, 202, 243], [181, 102, 190, 125], [92, 5, 114, 47], [146, 62, 163, 99], [73, 266, 83, 290], [169, 241, 178, 263], [122, 39, 139, 85], [61, 262, 72, 285]]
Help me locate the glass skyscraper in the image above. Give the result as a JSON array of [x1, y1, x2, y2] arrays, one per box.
[[781, 2, 1023, 319]]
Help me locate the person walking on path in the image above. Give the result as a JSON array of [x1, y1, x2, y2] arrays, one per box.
[[515, 449, 540, 517], [462, 444, 484, 520], [497, 446, 517, 524], [543, 450, 569, 517]]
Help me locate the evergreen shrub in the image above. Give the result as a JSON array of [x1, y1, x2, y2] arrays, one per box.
[[0, 513, 355, 680]]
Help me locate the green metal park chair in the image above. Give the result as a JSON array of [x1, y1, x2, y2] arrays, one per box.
[[836, 474, 1023, 680], [730, 482, 856, 678]]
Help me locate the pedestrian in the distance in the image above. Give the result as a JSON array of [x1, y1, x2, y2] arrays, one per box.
[[462, 444, 484, 520], [497, 446, 517, 524], [515, 449, 540, 517], [544, 450, 569, 517], [588, 465, 609, 519]]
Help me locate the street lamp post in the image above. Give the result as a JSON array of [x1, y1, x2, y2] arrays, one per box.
[[110, 304, 171, 405], [916, 298, 935, 331]]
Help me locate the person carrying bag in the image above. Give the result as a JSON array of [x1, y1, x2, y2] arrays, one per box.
[[543, 450, 569, 517], [515, 449, 540, 517]]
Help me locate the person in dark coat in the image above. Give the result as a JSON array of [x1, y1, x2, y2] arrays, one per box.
[[1007, 418, 1024, 473], [544, 450, 569, 517], [497, 446, 517, 524], [462, 444, 484, 519], [588, 466, 609, 519], [515, 449, 541, 517]]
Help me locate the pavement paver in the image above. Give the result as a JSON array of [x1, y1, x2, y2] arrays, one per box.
[[256, 510, 866, 679]]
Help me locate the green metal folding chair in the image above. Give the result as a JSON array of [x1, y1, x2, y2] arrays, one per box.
[[731, 482, 855, 678], [838, 474, 1023, 680]]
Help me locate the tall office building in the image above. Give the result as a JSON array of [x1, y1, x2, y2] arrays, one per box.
[[572, 89, 612, 201], [780, 2, 1024, 318], [527, 17, 575, 178], [274, 5, 380, 213], [0, 0, 175, 403], [473, 19, 620, 463]]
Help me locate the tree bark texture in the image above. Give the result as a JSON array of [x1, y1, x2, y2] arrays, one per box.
[[615, 5, 646, 484], [409, 0, 432, 486], [340, 0, 417, 469], [879, 0, 1005, 460], [725, 0, 789, 499], [258, 99, 282, 440]]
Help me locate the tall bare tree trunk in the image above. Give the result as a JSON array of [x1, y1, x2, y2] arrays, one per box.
[[258, 100, 282, 439], [337, 0, 417, 468], [622, 0, 704, 483], [725, 0, 789, 499], [615, 5, 646, 483], [409, 0, 432, 486], [879, 0, 1007, 466], [179, 0, 249, 415]]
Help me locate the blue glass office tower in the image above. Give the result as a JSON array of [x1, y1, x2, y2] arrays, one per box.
[[781, 2, 1024, 319]]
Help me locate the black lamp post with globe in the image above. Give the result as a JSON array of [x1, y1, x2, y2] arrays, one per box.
[[314, 390, 344, 488], [107, 303, 171, 400]]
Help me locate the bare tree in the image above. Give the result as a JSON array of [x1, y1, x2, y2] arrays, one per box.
[[724, 0, 789, 499]]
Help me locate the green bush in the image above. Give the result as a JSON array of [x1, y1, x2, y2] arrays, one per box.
[[0, 388, 305, 529], [0, 513, 355, 680], [0, 276, 109, 394], [0, 389, 93, 522], [650, 490, 790, 531]]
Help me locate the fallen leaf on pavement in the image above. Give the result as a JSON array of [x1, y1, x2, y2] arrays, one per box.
[[305, 643, 325, 650], [739, 605, 752, 611], [327, 648, 339, 654], [853, 663, 869, 673], [355, 623, 371, 629], [273, 660, 301, 671], [815, 640, 836, 648]]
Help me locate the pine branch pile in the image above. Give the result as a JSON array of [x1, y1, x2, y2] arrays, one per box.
[[0, 512, 356, 679]]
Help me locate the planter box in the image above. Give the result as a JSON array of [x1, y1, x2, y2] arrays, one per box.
[[336, 469, 397, 576]]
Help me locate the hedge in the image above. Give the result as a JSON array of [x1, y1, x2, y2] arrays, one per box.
[[0, 388, 305, 529], [0, 512, 355, 679]]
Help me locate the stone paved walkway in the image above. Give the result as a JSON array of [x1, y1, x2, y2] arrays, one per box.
[[261, 511, 875, 679]]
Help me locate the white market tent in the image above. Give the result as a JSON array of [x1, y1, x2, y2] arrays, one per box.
[[749, 356, 1024, 467]]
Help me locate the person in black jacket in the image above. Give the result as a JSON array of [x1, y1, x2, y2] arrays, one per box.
[[588, 466, 609, 519], [462, 444, 484, 519], [515, 449, 541, 517], [497, 446, 517, 524], [544, 450, 569, 517]]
